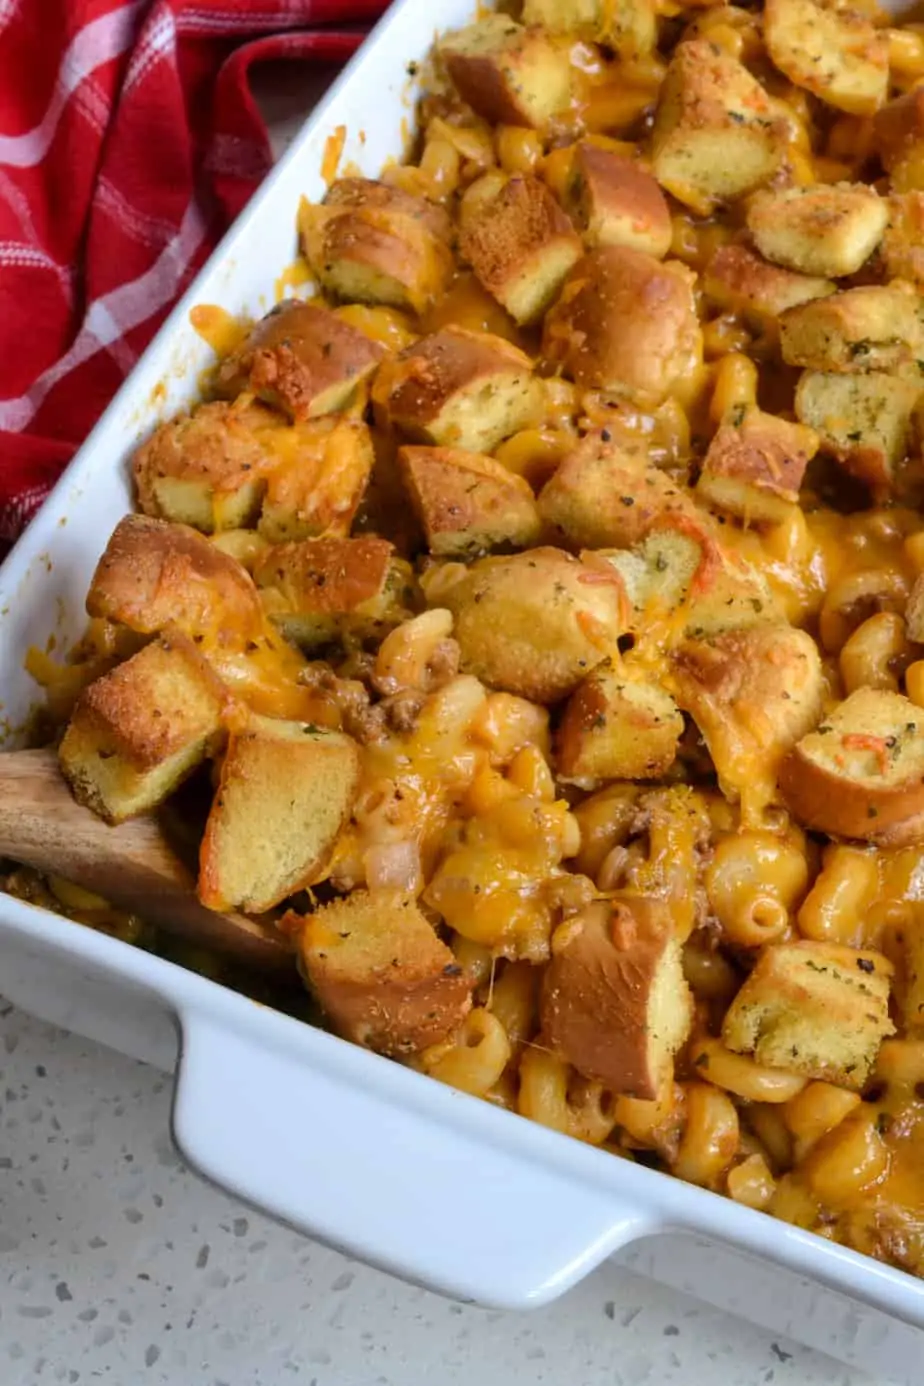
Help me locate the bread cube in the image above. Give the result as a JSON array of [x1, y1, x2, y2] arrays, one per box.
[[542, 246, 700, 405], [795, 370, 922, 489], [257, 418, 374, 543], [874, 87, 924, 176], [372, 326, 543, 453], [746, 183, 888, 278], [431, 546, 625, 703], [906, 572, 924, 643], [522, 0, 656, 57], [198, 714, 360, 913], [651, 41, 787, 214], [881, 193, 924, 286], [133, 401, 280, 534], [253, 536, 415, 650], [557, 664, 683, 782], [538, 427, 694, 549], [87, 514, 266, 646], [397, 445, 541, 557], [779, 285, 924, 375], [459, 174, 582, 326], [215, 300, 385, 422], [764, 0, 888, 117], [299, 179, 454, 315], [567, 144, 672, 257], [779, 688, 924, 846], [696, 406, 818, 524], [670, 623, 824, 814], [542, 897, 692, 1096], [440, 16, 572, 130], [59, 632, 228, 824], [704, 245, 835, 326], [297, 890, 473, 1056], [722, 941, 894, 1088]]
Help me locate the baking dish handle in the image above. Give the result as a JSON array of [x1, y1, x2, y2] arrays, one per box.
[[171, 1010, 658, 1309]]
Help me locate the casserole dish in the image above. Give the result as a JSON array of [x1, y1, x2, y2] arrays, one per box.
[[2, 0, 924, 1369]]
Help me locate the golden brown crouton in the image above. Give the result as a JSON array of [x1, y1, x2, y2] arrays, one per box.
[[253, 536, 415, 650], [703, 245, 835, 327], [795, 370, 922, 489], [764, 0, 888, 116], [299, 180, 454, 315], [397, 445, 541, 557], [297, 890, 473, 1056], [557, 664, 683, 782], [669, 623, 825, 817], [372, 326, 543, 453], [439, 16, 572, 131], [906, 572, 924, 643], [87, 515, 266, 647], [522, 0, 656, 57], [59, 632, 228, 825], [424, 547, 624, 703], [747, 184, 888, 279], [538, 427, 695, 549], [257, 418, 374, 544], [696, 406, 819, 524], [198, 714, 360, 913], [459, 175, 582, 326], [542, 246, 701, 405], [779, 688, 924, 846], [567, 144, 672, 258], [215, 300, 385, 422], [722, 941, 895, 1088], [880, 193, 924, 286], [650, 41, 787, 214], [133, 400, 280, 534], [541, 897, 693, 1096], [779, 285, 924, 375], [874, 87, 924, 176]]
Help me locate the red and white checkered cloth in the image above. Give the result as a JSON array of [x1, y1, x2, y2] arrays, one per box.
[[0, 0, 386, 556]]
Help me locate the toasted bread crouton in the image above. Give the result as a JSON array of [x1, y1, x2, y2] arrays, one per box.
[[299, 180, 454, 315], [87, 515, 266, 646], [779, 688, 924, 845], [881, 193, 924, 286], [704, 245, 835, 327], [428, 547, 624, 702], [669, 624, 824, 815], [538, 427, 695, 549], [439, 16, 572, 130], [522, 0, 656, 57], [59, 632, 228, 825], [746, 184, 888, 279], [133, 401, 280, 534], [779, 285, 924, 375], [297, 890, 473, 1056], [542, 246, 700, 405], [459, 175, 582, 326], [650, 41, 787, 214], [372, 326, 542, 453], [795, 370, 921, 489], [567, 144, 672, 257], [557, 664, 683, 782], [872, 81, 924, 174], [906, 572, 924, 643], [541, 897, 692, 1096], [722, 941, 894, 1088], [696, 407, 818, 524], [254, 536, 415, 650], [257, 418, 373, 544], [199, 715, 359, 912], [215, 300, 385, 422], [764, 0, 888, 116], [397, 445, 541, 557]]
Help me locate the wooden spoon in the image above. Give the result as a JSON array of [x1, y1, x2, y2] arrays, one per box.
[[0, 748, 293, 974]]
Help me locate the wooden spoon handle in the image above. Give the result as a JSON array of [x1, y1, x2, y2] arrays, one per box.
[[0, 749, 292, 973]]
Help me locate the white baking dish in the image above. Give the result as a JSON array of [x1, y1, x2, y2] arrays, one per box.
[[1, 0, 923, 1367]]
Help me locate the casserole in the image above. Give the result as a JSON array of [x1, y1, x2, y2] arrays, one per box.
[[2, 0, 924, 1369]]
